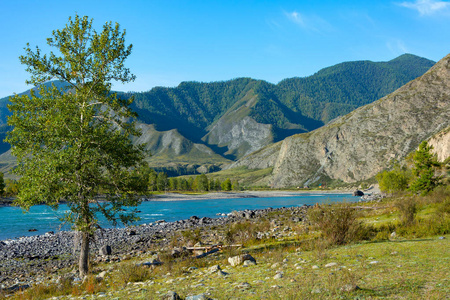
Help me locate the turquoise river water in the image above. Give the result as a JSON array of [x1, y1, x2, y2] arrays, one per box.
[[0, 193, 352, 240]]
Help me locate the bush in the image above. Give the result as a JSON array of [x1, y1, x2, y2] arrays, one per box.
[[376, 166, 410, 194], [308, 203, 368, 245], [395, 197, 417, 226], [116, 263, 152, 286]]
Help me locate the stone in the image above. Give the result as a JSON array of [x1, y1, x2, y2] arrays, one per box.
[[208, 265, 221, 273], [273, 273, 283, 279], [228, 254, 256, 267], [162, 291, 181, 300], [99, 245, 112, 256], [243, 260, 256, 267], [312, 265, 319, 269], [324, 262, 338, 268], [96, 271, 107, 282], [185, 294, 212, 300], [340, 284, 360, 292], [237, 282, 251, 289], [353, 190, 364, 196]]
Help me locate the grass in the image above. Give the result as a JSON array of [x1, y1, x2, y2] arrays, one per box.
[[2, 188, 450, 299]]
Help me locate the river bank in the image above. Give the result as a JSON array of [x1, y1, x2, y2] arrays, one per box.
[[0, 205, 310, 290], [0, 188, 368, 207]]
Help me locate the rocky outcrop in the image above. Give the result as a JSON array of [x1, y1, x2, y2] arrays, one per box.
[[133, 123, 231, 171], [428, 127, 450, 162], [232, 53, 450, 187], [204, 115, 273, 159]]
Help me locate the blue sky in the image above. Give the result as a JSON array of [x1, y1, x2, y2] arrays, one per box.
[[1, 0, 450, 98]]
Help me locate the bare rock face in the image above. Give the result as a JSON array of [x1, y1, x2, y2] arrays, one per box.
[[428, 127, 450, 162], [204, 115, 274, 159], [233, 53, 450, 187]]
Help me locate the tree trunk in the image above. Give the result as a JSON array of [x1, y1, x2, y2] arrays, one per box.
[[79, 231, 90, 277]]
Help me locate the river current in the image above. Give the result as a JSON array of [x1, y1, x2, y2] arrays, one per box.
[[0, 193, 352, 240]]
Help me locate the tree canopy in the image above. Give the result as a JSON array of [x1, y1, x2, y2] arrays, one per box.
[[6, 14, 144, 277]]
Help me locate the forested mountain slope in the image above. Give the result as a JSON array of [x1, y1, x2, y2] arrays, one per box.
[[229, 53, 450, 187], [0, 54, 435, 175]]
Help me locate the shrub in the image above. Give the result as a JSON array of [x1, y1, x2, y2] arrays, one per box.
[[376, 165, 410, 194], [395, 197, 417, 226], [308, 203, 368, 245], [116, 263, 152, 286]]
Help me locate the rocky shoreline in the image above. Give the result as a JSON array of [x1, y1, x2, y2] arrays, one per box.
[[0, 205, 310, 291], [1, 189, 380, 292]]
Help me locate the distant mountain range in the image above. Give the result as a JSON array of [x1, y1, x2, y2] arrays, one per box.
[[0, 54, 436, 176], [229, 54, 450, 187]]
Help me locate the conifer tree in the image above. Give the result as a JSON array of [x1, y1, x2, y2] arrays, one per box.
[[409, 141, 441, 195]]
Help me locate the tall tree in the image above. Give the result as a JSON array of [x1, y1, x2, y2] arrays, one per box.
[[6, 15, 144, 277], [409, 141, 441, 195]]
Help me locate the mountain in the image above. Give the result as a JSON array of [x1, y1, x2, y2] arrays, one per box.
[[123, 54, 434, 161], [229, 53, 450, 187], [0, 54, 436, 175]]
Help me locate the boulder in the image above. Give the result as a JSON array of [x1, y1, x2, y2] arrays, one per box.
[[185, 294, 212, 300], [162, 291, 182, 300], [353, 190, 364, 196], [228, 253, 256, 267], [99, 245, 112, 256]]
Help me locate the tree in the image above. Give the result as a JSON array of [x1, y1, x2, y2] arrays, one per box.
[[376, 165, 410, 194], [156, 172, 168, 192], [148, 169, 158, 192], [0, 173, 5, 197], [232, 180, 240, 191], [409, 141, 441, 195], [221, 178, 232, 191], [196, 174, 209, 191], [6, 15, 144, 277]]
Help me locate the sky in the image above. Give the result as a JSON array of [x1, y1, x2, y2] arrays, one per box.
[[1, 0, 450, 98]]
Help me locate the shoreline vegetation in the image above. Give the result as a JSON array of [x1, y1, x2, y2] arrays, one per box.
[[1, 187, 448, 299]]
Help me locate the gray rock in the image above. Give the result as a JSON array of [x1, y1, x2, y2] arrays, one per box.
[[162, 291, 181, 300], [340, 284, 360, 292], [273, 273, 283, 279], [228, 254, 256, 266], [99, 245, 112, 256], [243, 260, 256, 267], [208, 265, 221, 273], [353, 190, 364, 196], [324, 262, 338, 268], [185, 294, 212, 300]]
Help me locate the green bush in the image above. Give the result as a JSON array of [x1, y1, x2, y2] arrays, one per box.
[[116, 263, 152, 286], [395, 197, 417, 226], [376, 165, 410, 194], [308, 203, 369, 245]]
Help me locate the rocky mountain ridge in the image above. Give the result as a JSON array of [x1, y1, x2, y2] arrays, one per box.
[[0, 54, 436, 176], [230, 53, 450, 187]]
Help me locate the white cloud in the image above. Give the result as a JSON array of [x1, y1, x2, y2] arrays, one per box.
[[284, 11, 333, 33], [398, 0, 450, 16], [286, 11, 306, 26], [386, 39, 409, 55]]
